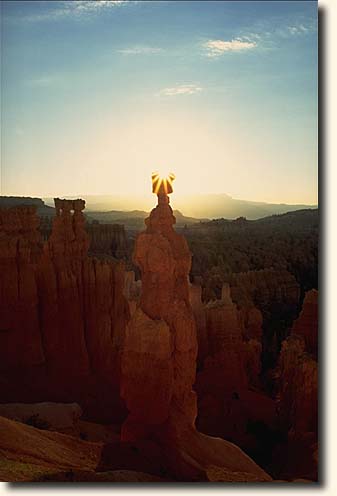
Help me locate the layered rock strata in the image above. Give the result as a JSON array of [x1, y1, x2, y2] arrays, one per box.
[[0, 201, 129, 421]]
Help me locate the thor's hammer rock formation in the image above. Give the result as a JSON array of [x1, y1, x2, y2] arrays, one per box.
[[121, 175, 197, 440], [120, 173, 271, 481]]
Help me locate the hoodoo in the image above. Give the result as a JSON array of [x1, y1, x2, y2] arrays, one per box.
[[120, 173, 272, 481], [121, 171, 197, 439]]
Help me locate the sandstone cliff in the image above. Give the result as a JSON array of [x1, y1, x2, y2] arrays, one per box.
[[277, 289, 318, 437], [194, 286, 274, 459], [274, 332, 318, 480], [273, 290, 318, 481], [123, 270, 141, 317], [0, 201, 129, 421], [291, 289, 318, 358], [189, 283, 208, 364]]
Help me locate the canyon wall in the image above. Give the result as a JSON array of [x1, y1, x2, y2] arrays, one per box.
[[189, 273, 318, 480], [39, 215, 128, 260], [277, 288, 318, 436], [291, 289, 318, 358], [272, 289, 318, 480], [0, 201, 129, 421], [193, 283, 275, 456]]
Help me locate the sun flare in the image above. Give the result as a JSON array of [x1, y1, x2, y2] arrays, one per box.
[[152, 170, 176, 195]]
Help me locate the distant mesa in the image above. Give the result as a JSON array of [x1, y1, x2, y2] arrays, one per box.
[[0, 196, 55, 216]]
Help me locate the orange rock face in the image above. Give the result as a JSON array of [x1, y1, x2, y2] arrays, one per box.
[[275, 293, 318, 483], [121, 195, 198, 440], [278, 335, 318, 437], [194, 290, 274, 451], [196, 294, 249, 394], [291, 289, 318, 358], [123, 270, 141, 317], [238, 306, 263, 342], [194, 285, 262, 391], [0, 201, 129, 421], [0, 206, 44, 369], [277, 289, 318, 438], [189, 283, 208, 364]]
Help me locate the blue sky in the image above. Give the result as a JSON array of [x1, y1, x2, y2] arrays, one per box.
[[1, 0, 317, 205]]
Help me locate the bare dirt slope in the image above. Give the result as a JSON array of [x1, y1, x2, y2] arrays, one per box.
[[0, 416, 102, 481]]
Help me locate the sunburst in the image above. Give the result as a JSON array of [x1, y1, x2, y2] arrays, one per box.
[[152, 171, 175, 195]]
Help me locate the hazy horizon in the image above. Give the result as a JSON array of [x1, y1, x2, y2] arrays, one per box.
[[42, 191, 318, 210], [1, 0, 317, 204], [0, 189, 317, 220], [42, 191, 318, 220]]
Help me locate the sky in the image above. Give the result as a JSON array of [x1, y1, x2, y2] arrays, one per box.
[[1, 0, 318, 206]]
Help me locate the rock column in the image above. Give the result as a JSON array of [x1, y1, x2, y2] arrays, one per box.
[[121, 191, 198, 441], [120, 182, 272, 481]]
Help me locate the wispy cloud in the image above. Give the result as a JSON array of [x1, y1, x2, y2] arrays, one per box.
[[117, 46, 162, 55], [23, 0, 130, 22], [286, 22, 315, 36], [250, 19, 316, 44], [159, 84, 203, 97], [72, 0, 126, 10], [203, 38, 257, 58], [202, 18, 316, 58]]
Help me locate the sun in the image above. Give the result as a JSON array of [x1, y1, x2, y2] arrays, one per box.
[[151, 170, 176, 195]]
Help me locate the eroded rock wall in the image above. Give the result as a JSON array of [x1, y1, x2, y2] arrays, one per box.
[[0, 201, 129, 420], [291, 289, 318, 358], [0, 206, 44, 369], [274, 331, 318, 481], [194, 286, 274, 456]]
